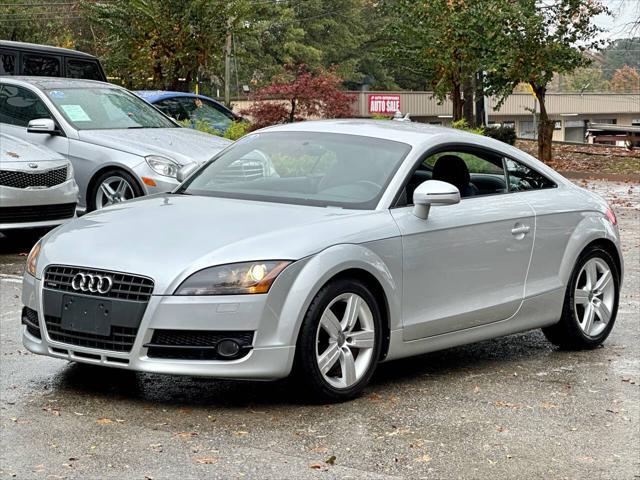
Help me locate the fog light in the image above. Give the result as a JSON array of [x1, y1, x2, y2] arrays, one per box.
[[217, 339, 241, 358]]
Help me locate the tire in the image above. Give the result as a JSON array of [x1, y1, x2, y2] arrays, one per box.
[[294, 278, 383, 403], [87, 169, 143, 212], [542, 246, 620, 350]]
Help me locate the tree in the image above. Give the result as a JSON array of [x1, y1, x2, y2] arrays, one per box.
[[563, 68, 610, 92], [610, 65, 640, 92], [600, 37, 640, 77], [484, 0, 608, 163], [240, 66, 354, 129], [380, 0, 502, 123]]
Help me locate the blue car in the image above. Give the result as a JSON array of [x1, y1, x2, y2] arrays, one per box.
[[136, 91, 242, 133]]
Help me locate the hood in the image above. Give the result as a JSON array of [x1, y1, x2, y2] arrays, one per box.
[[0, 133, 65, 163], [77, 128, 231, 166], [38, 194, 397, 294]]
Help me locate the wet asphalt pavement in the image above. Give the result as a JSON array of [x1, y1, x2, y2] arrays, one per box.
[[0, 179, 638, 479]]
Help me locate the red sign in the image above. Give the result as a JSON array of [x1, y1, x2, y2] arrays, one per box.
[[368, 94, 401, 114]]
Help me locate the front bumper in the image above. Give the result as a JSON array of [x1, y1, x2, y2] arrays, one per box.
[[21, 273, 296, 380], [131, 162, 181, 196], [0, 179, 78, 230]]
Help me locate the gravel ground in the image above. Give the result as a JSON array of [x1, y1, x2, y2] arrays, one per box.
[[0, 179, 638, 479]]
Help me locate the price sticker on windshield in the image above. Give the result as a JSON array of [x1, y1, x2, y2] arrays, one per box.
[[60, 104, 91, 122]]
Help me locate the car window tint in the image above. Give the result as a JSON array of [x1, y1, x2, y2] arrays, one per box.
[[0, 52, 16, 75], [155, 97, 189, 121], [0, 85, 51, 127], [504, 158, 556, 191], [177, 97, 233, 131], [65, 58, 102, 80], [21, 54, 61, 77]]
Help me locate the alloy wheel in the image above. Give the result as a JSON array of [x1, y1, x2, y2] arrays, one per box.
[[95, 176, 135, 209], [574, 258, 615, 337], [315, 293, 376, 389]]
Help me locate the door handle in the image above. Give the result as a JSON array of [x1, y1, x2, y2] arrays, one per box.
[[511, 224, 531, 236]]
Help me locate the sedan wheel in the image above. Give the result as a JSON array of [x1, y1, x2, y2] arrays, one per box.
[[295, 278, 382, 402], [96, 176, 135, 209], [315, 293, 376, 389], [543, 246, 619, 349]]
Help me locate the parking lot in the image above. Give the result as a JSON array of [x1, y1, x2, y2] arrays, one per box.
[[0, 178, 638, 480]]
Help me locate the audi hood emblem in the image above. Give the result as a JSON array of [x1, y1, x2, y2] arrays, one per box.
[[71, 272, 114, 294]]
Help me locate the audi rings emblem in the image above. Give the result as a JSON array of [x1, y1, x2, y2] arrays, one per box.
[[71, 273, 114, 294]]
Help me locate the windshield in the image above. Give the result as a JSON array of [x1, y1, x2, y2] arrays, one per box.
[[179, 131, 411, 209], [46, 87, 176, 130]]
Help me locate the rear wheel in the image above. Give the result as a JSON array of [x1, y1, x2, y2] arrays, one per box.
[[542, 246, 619, 349], [294, 278, 382, 402], [88, 170, 143, 211]]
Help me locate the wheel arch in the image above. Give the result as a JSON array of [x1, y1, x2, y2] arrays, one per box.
[[580, 238, 622, 280], [275, 242, 401, 367]]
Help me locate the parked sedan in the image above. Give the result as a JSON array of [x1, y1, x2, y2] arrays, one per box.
[[0, 77, 231, 211], [136, 91, 241, 134], [0, 133, 77, 231], [21, 120, 622, 402]]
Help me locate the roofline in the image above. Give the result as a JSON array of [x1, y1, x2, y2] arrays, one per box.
[[0, 40, 98, 60]]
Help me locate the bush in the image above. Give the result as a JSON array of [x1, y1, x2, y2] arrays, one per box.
[[483, 125, 517, 145], [451, 119, 485, 136], [223, 121, 251, 141]]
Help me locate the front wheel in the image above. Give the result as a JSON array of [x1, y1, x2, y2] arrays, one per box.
[[542, 246, 620, 349], [88, 170, 143, 211], [294, 278, 382, 402]]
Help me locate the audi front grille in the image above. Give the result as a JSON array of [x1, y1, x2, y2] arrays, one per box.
[[0, 166, 68, 189], [44, 266, 154, 302], [42, 266, 155, 353]]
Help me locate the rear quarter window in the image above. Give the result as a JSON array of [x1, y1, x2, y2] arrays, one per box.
[[65, 58, 103, 81], [21, 54, 61, 77]]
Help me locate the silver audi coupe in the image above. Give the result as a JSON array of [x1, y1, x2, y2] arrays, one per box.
[[22, 120, 623, 401]]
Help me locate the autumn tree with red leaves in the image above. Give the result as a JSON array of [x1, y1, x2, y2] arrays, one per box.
[[241, 66, 354, 130]]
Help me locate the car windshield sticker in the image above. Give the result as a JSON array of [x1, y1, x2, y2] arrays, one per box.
[[48, 90, 65, 99], [60, 104, 91, 122]]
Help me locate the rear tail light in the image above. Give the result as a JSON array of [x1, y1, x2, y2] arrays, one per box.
[[605, 207, 617, 226]]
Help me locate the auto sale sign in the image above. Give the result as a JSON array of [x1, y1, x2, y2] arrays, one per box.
[[368, 94, 401, 115]]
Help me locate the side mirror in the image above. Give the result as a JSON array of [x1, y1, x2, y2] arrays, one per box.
[[176, 163, 199, 183], [27, 118, 59, 135], [412, 180, 460, 219]]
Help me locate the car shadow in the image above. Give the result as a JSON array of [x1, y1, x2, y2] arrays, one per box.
[[48, 330, 558, 408]]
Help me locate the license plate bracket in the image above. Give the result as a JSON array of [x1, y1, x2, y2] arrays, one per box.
[[60, 295, 112, 336]]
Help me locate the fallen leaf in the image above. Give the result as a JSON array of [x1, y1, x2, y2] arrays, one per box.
[[96, 418, 113, 425], [233, 430, 249, 437], [325, 455, 336, 465], [309, 463, 327, 470], [415, 454, 432, 463], [193, 456, 217, 465]]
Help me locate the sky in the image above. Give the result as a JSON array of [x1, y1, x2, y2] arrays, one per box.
[[595, 0, 639, 40]]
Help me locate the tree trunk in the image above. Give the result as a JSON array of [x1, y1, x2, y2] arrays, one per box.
[[289, 99, 296, 123], [534, 85, 554, 163], [451, 82, 463, 122], [463, 76, 475, 127]]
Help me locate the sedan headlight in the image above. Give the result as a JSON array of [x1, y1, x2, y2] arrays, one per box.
[[175, 261, 291, 295], [26, 240, 42, 277], [145, 155, 180, 178]]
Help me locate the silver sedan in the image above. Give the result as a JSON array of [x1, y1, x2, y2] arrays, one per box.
[[21, 120, 623, 402], [0, 77, 230, 212], [1, 132, 77, 231]]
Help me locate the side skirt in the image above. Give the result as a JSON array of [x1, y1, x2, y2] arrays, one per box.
[[383, 287, 564, 362]]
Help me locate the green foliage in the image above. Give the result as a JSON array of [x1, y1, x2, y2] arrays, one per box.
[[371, 113, 392, 120], [451, 119, 484, 136], [600, 38, 640, 79], [178, 119, 220, 136], [223, 121, 251, 140], [483, 126, 517, 146]]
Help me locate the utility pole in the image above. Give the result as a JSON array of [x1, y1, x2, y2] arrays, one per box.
[[224, 17, 233, 108]]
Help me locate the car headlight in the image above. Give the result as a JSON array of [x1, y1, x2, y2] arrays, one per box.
[[175, 261, 291, 295], [145, 155, 180, 178], [66, 161, 74, 180], [26, 240, 42, 277]]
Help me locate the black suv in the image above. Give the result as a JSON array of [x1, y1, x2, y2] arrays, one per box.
[[0, 40, 106, 81]]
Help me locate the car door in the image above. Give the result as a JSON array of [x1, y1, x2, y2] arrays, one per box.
[[391, 148, 536, 341], [0, 84, 69, 158]]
